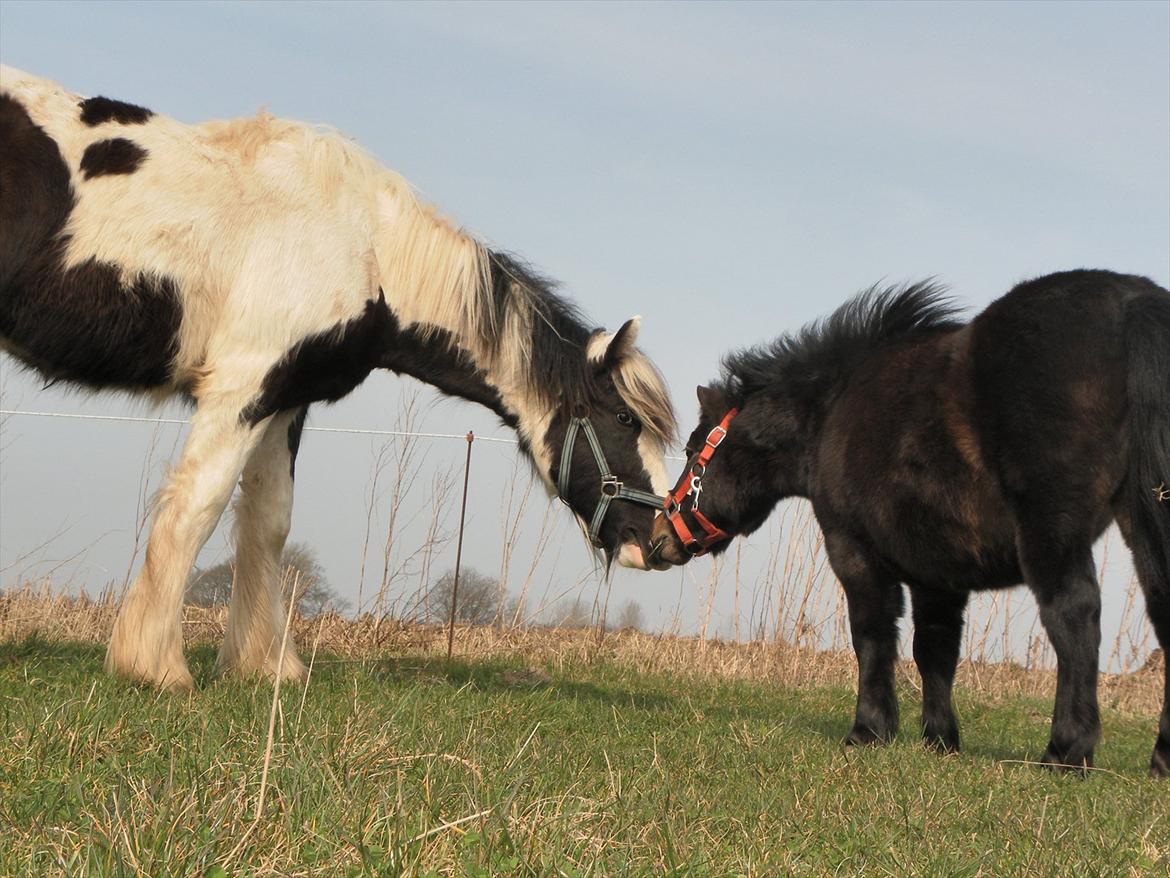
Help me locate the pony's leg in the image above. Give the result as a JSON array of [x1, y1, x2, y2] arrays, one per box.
[[909, 587, 967, 753], [218, 407, 309, 681], [106, 395, 268, 689], [1018, 537, 1101, 772], [1113, 502, 1170, 778], [1140, 580, 1170, 778], [825, 532, 904, 746]]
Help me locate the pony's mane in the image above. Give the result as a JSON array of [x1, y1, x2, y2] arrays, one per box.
[[374, 183, 676, 447], [721, 281, 963, 402]]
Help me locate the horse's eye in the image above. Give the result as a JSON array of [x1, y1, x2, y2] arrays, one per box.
[[616, 411, 634, 427]]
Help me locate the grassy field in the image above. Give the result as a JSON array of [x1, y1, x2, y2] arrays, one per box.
[[1, 599, 1167, 877]]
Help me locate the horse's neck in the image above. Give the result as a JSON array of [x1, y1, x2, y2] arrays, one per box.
[[373, 197, 576, 470], [380, 325, 518, 428]]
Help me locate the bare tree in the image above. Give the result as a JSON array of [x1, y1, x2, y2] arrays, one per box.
[[186, 541, 347, 616], [425, 568, 501, 625], [614, 600, 644, 632], [503, 592, 529, 629], [546, 596, 591, 629]]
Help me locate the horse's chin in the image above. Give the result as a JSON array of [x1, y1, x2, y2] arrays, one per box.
[[616, 543, 648, 570], [616, 542, 672, 571]]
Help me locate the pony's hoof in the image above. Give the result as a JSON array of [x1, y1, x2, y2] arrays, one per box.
[[923, 731, 961, 754], [1039, 744, 1093, 776], [844, 724, 892, 748], [1150, 738, 1169, 779]]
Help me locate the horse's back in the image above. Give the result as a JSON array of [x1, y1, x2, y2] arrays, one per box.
[[0, 69, 385, 394], [0, 68, 188, 389]]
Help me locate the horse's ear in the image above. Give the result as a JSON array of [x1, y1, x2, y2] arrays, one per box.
[[601, 316, 641, 370], [696, 384, 728, 417]]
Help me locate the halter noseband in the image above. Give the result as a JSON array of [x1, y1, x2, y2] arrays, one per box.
[[558, 416, 664, 548], [664, 408, 739, 556]]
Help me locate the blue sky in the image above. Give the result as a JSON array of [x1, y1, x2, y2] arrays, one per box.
[[1, 2, 1167, 653]]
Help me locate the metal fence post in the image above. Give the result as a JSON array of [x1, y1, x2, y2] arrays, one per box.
[[446, 431, 474, 660]]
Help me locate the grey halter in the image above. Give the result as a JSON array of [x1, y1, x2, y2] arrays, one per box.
[[558, 416, 663, 548]]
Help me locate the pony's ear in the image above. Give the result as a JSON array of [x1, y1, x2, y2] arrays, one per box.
[[696, 384, 729, 418], [599, 316, 641, 370]]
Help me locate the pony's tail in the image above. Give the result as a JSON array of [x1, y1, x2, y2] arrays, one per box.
[[1123, 288, 1170, 579]]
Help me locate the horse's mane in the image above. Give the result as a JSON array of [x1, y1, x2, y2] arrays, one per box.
[[488, 252, 677, 448], [720, 281, 963, 403], [366, 163, 677, 448], [375, 180, 675, 447]]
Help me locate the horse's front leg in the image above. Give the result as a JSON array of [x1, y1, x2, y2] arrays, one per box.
[[106, 389, 269, 689], [909, 585, 968, 753], [825, 531, 904, 746], [218, 406, 309, 681]]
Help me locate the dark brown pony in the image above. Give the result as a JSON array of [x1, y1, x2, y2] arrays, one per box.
[[652, 270, 1170, 776]]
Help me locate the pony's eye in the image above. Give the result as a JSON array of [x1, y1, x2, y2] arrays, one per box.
[[616, 411, 634, 427]]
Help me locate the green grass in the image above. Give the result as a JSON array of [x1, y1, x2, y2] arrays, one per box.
[[1, 637, 1166, 877]]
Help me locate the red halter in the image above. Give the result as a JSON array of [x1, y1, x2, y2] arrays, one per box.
[[663, 408, 739, 556]]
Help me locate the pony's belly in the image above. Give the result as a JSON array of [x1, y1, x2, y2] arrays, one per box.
[[872, 495, 1022, 590]]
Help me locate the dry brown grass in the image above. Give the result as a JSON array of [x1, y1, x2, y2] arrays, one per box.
[[2, 583, 1161, 716]]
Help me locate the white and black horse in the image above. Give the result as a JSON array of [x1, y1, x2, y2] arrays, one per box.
[[0, 67, 677, 690]]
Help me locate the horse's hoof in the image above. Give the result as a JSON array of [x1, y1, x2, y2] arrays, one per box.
[[105, 638, 194, 691], [105, 655, 195, 691], [217, 647, 307, 683]]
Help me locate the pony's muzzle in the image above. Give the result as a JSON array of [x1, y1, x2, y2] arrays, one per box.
[[649, 513, 690, 567]]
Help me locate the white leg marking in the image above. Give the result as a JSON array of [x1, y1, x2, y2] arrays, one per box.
[[218, 409, 307, 681], [105, 396, 267, 689]]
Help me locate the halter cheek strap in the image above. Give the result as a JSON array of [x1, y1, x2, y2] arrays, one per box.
[[558, 416, 663, 548], [664, 408, 739, 556]]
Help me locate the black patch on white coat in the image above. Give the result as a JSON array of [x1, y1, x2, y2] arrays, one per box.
[[382, 324, 516, 428], [240, 294, 399, 426], [80, 138, 148, 178], [244, 294, 520, 433], [286, 407, 308, 480], [79, 96, 153, 127], [0, 94, 181, 389]]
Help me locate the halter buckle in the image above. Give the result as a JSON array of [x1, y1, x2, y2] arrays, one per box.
[[601, 476, 622, 497]]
